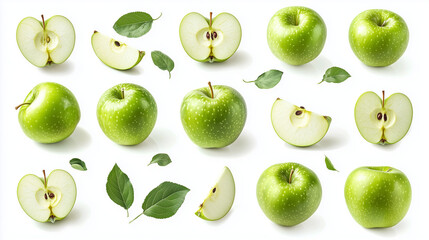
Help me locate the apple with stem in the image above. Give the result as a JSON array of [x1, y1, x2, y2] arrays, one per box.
[[355, 90, 412, 144], [16, 15, 75, 67], [180, 82, 247, 148], [179, 12, 241, 62], [17, 169, 77, 223], [91, 31, 145, 70]]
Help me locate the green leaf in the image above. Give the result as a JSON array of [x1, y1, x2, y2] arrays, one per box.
[[151, 51, 174, 79], [113, 12, 161, 38], [325, 155, 339, 172], [148, 153, 171, 167], [243, 69, 283, 89], [106, 164, 134, 216], [69, 158, 87, 171], [319, 67, 351, 84]]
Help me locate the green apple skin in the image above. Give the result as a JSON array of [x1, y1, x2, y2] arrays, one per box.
[[349, 9, 409, 67], [97, 83, 157, 145], [267, 6, 327, 65], [345, 166, 412, 228], [257, 162, 322, 226], [180, 84, 246, 148], [17, 82, 80, 143]]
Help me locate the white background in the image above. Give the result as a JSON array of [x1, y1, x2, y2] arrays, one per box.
[[0, 0, 427, 239]]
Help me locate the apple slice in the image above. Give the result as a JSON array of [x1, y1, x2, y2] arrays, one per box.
[[16, 15, 75, 67], [91, 31, 145, 70], [355, 91, 412, 144], [196, 166, 235, 221], [271, 98, 331, 147], [179, 12, 241, 62], [17, 170, 77, 223]]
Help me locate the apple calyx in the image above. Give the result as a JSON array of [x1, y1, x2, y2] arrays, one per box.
[[15, 102, 31, 110], [208, 82, 214, 99]]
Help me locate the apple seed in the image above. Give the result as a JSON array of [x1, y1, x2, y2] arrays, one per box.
[[295, 110, 303, 116], [114, 41, 120, 47], [206, 32, 210, 40], [213, 32, 217, 39], [212, 187, 216, 193], [49, 192, 55, 199], [377, 112, 382, 120], [384, 114, 387, 122], [44, 193, 48, 200]]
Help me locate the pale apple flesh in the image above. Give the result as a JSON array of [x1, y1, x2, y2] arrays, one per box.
[[17, 170, 77, 223], [179, 12, 241, 62], [355, 91, 412, 144], [91, 31, 144, 70], [196, 166, 235, 221], [271, 99, 331, 147], [16, 15, 75, 67]]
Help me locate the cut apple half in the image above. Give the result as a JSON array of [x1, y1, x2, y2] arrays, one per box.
[[17, 169, 77, 223], [196, 166, 235, 221], [271, 98, 331, 147], [16, 15, 75, 67], [355, 91, 412, 144], [179, 12, 241, 62], [91, 31, 145, 70]]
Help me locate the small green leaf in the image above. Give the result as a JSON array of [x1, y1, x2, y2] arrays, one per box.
[[319, 67, 351, 84], [325, 155, 339, 172], [69, 158, 87, 171], [106, 164, 134, 217], [113, 12, 161, 38], [243, 69, 283, 89], [148, 153, 171, 167], [151, 51, 174, 79]]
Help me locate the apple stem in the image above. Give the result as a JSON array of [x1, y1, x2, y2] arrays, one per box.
[[129, 211, 144, 224], [386, 168, 392, 172], [121, 88, 125, 99], [208, 82, 214, 99], [15, 102, 30, 110], [41, 14, 45, 29], [288, 167, 294, 184], [209, 12, 213, 28], [382, 90, 385, 108], [43, 170, 47, 187]]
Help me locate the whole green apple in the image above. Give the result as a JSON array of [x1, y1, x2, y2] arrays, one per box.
[[97, 83, 157, 145], [256, 162, 322, 226], [349, 9, 409, 67], [180, 82, 246, 148], [267, 6, 327, 65], [344, 166, 412, 228], [16, 82, 80, 143]]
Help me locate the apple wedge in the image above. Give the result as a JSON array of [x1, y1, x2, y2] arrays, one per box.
[[196, 166, 235, 221], [355, 91, 412, 144], [271, 98, 331, 147], [91, 31, 145, 70], [16, 15, 75, 67]]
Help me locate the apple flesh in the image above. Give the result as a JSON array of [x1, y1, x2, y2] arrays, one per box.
[[345, 166, 412, 228], [17, 170, 77, 223], [271, 98, 331, 147], [179, 12, 241, 62], [355, 91, 412, 144], [16, 15, 75, 67], [196, 166, 235, 221], [91, 31, 145, 70]]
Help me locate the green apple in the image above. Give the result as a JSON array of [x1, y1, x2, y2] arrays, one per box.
[[16, 15, 75, 67], [349, 9, 409, 67], [91, 31, 145, 70], [271, 98, 331, 147], [97, 83, 157, 145], [180, 82, 246, 148], [17, 169, 77, 223], [16, 82, 80, 143], [355, 91, 412, 144], [267, 6, 327, 65], [179, 12, 241, 62], [196, 166, 235, 221], [345, 166, 412, 228], [257, 162, 322, 226]]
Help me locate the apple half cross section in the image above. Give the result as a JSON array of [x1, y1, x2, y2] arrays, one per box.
[[179, 12, 241, 62], [355, 91, 412, 144], [271, 98, 331, 147], [91, 31, 145, 70], [196, 166, 235, 221], [17, 170, 77, 223], [16, 15, 75, 67]]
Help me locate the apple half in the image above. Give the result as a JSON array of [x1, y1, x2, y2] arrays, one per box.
[[271, 98, 331, 147], [16, 15, 75, 67], [179, 12, 241, 62], [355, 91, 412, 144], [195, 166, 235, 221], [17, 170, 77, 223], [91, 31, 145, 70]]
